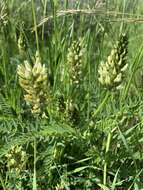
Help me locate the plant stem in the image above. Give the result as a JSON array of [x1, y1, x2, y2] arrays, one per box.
[[33, 138, 37, 190], [31, 0, 40, 53], [103, 132, 112, 186], [0, 173, 7, 190], [42, 0, 48, 40], [93, 91, 110, 118], [123, 43, 143, 100]]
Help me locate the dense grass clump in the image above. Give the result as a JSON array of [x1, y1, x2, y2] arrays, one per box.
[[1, 0, 143, 189]]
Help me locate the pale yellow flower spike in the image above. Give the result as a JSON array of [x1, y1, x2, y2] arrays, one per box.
[[98, 33, 128, 90], [17, 51, 49, 116]]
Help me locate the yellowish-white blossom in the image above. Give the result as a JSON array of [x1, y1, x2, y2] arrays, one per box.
[[17, 51, 49, 115], [98, 33, 128, 90], [67, 38, 85, 88]]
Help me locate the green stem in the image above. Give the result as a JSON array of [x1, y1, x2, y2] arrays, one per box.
[[31, 0, 40, 53], [33, 138, 37, 190], [93, 91, 110, 118], [123, 43, 143, 100], [0, 173, 7, 190], [103, 132, 112, 186], [42, 0, 48, 40]]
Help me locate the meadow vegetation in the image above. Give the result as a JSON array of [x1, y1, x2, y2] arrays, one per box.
[[0, 0, 143, 189]]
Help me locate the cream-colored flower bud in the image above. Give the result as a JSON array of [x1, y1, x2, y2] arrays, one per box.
[[99, 75, 105, 85], [114, 73, 122, 83], [15, 168, 21, 173], [108, 55, 112, 65], [19, 78, 29, 86], [17, 65, 25, 78], [24, 94, 33, 102], [36, 74, 47, 83], [105, 75, 111, 85], [32, 62, 43, 76], [24, 87, 34, 94], [116, 84, 123, 90], [108, 58, 115, 68], [112, 67, 117, 75], [111, 49, 116, 56], [55, 184, 64, 190], [121, 63, 128, 72], [32, 107, 41, 114], [15, 146, 22, 153], [75, 55, 79, 60], [6, 153, 12, 158], [9, 158, 16, 166]]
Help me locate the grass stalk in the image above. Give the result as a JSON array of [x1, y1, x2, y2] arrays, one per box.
[[31, 0, 40, 53], [0, 173, 7, 190], [103, 132, 112, 186], [33, 138, 37, 190], [93, 91, 110, 118], [122, 41, 143, 100], [42, 0, 48, 40]]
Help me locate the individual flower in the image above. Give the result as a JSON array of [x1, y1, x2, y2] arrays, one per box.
[[55, 183, 64, 190]]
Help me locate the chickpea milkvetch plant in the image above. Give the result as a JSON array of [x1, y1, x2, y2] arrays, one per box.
[[62, 38, 86, 123], [93, 33, 128, 118]]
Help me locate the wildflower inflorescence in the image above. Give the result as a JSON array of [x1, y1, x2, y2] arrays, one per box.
[[98, 33, 128, 90], [18, 32, 26, 56], [5, 145, 27, 173], [17, 51, 49, 115], [67, 38, 85, 88]]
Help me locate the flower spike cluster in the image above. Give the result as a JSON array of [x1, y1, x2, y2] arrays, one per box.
[[5, 145, 26, 173], [98, 33, 128, 90], [67, 38, 85, 88], [17, 51, 49, 115], [18, 33, 26, 56]]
